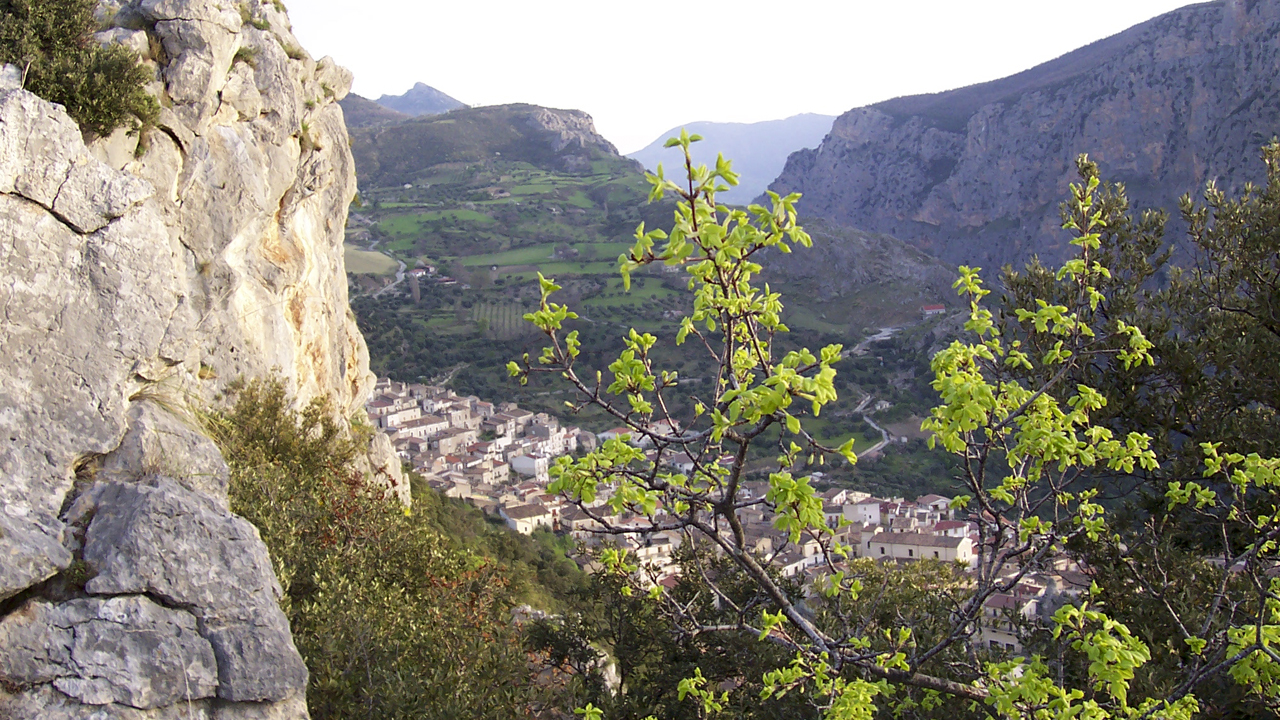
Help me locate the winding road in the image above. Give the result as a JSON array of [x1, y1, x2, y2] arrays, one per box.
[[861, 413, 891, 456], [849, 326, 900, 357], [373, 259, 407, 298]]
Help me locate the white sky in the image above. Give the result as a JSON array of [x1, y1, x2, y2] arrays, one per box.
[[288, 0, 1198, 154]]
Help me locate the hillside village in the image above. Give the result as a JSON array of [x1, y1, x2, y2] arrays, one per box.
[[368, 377, 1088, 653]]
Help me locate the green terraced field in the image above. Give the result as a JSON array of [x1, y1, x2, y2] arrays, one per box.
[[582, 277, 678, 308], [458, 244, 558, 266], [470, 301, 539, 340], [380, 209, 495, 237]]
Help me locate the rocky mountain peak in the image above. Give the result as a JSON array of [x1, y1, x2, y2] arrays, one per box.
[[374, 81, 465, 117]]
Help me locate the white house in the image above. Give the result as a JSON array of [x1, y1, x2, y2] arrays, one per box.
[[978, 593, 1039, 654], [866, 532, 976, 566], [845, 498, 883, 526], [500, 503, 553, 534], [597, 427, 632, 444], [916, 494, 953, 516], [510, 453, 551, 483]]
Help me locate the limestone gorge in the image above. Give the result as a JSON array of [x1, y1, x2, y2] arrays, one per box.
[[0, 0, 401, 716]]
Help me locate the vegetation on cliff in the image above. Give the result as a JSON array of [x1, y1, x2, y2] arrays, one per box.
[[0, 0, 158, 135], [207, 379, 589, 718]]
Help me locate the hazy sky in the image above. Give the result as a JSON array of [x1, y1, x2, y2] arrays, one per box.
[[289, 0, 1197, 154]]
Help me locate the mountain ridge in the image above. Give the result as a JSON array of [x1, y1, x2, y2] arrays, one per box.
[[767, 0, 1280, 268], [628, 114, 834, 204], [339, 92, 411, 127], [349, 102, 633, 188]]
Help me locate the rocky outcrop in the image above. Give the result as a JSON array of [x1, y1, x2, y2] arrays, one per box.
[[0, 0, 403, 717], [768, 0, 1280, 268], [519, 105, 618, 156]]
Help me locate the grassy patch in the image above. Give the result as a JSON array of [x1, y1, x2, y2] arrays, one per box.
[[583, 277, 677, 308], [344, 246, 399, 275], [783, 303, 854, 334], [458, 244, 558, 267], [565, 191, 594, 209]]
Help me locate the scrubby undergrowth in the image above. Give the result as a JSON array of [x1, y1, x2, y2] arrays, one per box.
[[206, 379, 587, 719]]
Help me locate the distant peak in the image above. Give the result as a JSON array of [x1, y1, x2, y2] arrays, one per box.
[[375, 82, 466, 118]]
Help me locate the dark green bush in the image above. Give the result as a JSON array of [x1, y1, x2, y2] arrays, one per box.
[[207, 379, 575, 719], [0, 0, 158, 136]]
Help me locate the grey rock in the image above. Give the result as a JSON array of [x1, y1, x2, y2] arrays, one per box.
[[202, 611, 309, 703], [0, 87, 152, 229], [313, 57, 352, 102], [1, 1, 400, 717], [221, 62, 263, 121], [0, 90, 177, 601], [95, 28, 152, 60], [53, 154, 155, 233], [139, 0, 241, 30], [0, 596, 217, 711], [87, 124, 144, 171], [212, 696, 309, 720], [151, 17, 237, 129], [82, 478, 308, 702], [767, 0, 1280, 268], [0, 64, 20, 91], [0, 88, 82, 205], [98, 400, 230, 499], [0, 601, 75, 685], [59, 596, 219, 708], [2, 685, 214, 719], [523, 106, 616, 155]]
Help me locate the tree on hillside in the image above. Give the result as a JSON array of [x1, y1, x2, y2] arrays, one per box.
[[509, 133, 1280, 718], [0, 0, 158, 136], [992, 145, 1280, 716]]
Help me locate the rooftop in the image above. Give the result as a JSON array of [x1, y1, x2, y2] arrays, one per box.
[[873, 532, 967, 549], [502, 503, 551, 520]]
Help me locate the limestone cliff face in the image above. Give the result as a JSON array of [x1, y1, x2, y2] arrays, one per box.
[[0, 1, 401, 717], [768, 0, 1280, 267]]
